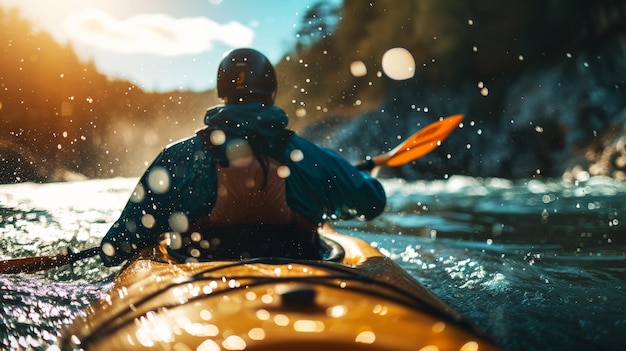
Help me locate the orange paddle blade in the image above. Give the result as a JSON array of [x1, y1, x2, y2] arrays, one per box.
[[385, 114, 464, 167]]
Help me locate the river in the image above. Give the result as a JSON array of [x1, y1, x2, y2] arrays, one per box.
[[1, 175, 625, 350]]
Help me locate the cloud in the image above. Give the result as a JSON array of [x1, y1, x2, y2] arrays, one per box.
[[63, 9, 254, 56]]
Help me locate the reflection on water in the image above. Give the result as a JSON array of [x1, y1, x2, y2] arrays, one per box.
[[0, 274, 104, 350], [1, 176, 625, 350]]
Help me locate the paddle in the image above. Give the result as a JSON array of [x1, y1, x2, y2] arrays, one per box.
[[356, 114, 464, 171], [0, 247, 100, 274], [0, 114, 463, 274]]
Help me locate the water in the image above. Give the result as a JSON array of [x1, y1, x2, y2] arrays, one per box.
[[1, 176, 625, 350]]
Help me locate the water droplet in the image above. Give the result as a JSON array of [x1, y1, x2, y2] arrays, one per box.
[[381, 47, 415, 80]]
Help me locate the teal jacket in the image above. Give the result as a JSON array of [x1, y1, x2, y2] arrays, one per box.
[[100, 103, 386, 266]]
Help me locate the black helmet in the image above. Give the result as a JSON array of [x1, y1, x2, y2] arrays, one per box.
[[217, 48, 277, 103]]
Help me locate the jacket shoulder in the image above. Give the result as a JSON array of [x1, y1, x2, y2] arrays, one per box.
[[163, 134, 203, 152]]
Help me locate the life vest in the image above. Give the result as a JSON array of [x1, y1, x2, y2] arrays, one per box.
[[166, 128, 319, 262]]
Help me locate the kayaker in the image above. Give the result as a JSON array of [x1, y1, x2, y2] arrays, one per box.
[[99, 48, 386, 266]]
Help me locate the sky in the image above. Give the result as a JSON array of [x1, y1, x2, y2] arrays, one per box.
[[0, 0, 331, 92]]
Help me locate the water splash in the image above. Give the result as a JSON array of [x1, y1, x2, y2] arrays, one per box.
[[1, 176, 625, 350]]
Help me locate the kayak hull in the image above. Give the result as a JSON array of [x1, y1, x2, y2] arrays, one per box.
[[60, 230, 499, 350]]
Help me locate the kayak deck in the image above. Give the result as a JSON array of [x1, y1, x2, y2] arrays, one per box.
[[61, 230, 500, 350]]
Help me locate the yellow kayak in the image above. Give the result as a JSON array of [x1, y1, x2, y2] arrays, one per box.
[[60, 228, 500, 350]]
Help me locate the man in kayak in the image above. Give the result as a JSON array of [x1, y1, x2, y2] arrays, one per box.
[[99, 48, 386, 266]]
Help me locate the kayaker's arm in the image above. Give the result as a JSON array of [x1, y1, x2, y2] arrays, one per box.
[[99, 162, 172, 266], [283, 136, 386, 223], [326, 151, 387, 220], [100, 135, 217, 267], [286, 114, 466, 221]]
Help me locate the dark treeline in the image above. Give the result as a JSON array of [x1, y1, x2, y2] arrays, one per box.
[[276, 0, 616, 129]]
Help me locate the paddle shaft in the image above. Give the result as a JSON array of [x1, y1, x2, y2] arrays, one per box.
[[0, 247, 100, 274]]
